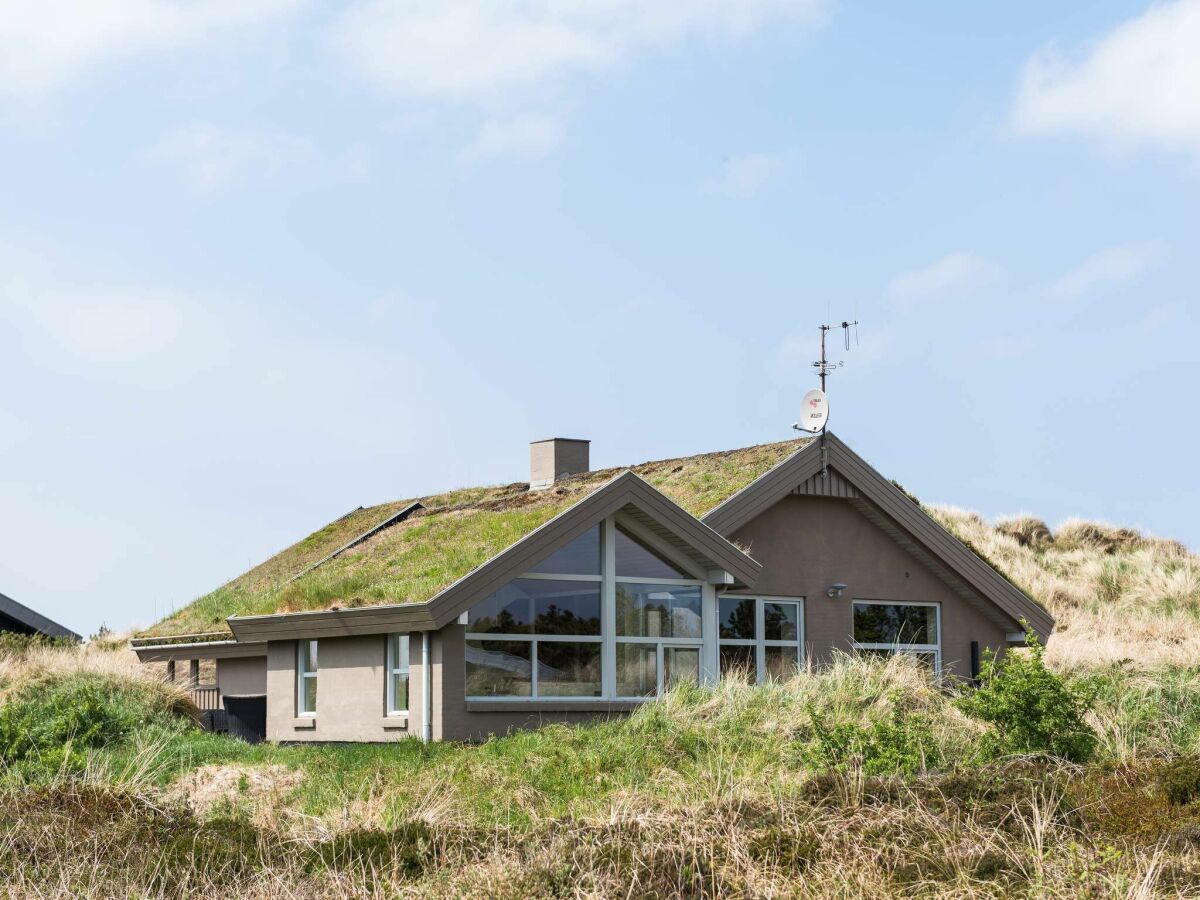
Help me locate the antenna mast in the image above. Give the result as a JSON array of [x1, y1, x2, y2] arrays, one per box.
[[812, 320, 858, 395]]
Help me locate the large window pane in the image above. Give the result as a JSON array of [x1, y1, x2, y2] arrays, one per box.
[[616, 643, 657, 697], [468, 579, 602, 636], [389, 671, 408, 711], [615, 583, 702, 639], [853, 603, 937, 645], [719, 597, 756, 640], [465, 640, 532, 697], [467, 582, 533, 634], [764, 602, 799, 641], [615, 525, 688, 579], [537, 642, 602, 697], [764, 646, 799, 681], [526, 525, 601, 576], [532, 581, 601, 636], [664, 647, 700, 689], [719, 644, 756, 678]]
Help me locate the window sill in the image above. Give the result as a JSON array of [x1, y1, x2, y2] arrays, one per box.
[[291, 717, 316, 729], [466, 699, 646, 713], [381, 716, 409, 729]]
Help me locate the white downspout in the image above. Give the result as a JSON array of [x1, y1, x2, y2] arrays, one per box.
[[421, 631, 432, 743]]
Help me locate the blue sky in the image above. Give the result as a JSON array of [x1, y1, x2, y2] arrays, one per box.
[[0, 1, 1196, 636]]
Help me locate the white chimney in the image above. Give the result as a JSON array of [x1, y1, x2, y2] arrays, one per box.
[[530, 438, 590, 490]]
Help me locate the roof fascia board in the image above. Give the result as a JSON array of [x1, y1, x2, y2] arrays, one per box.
[[133, 640, 267, 662], [0, 592, 79, 640], [821, 434, 1054, 638], [700, 432, 1053, 639]]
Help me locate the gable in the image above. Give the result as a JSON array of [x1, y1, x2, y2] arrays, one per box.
[[703, 434, 1054, 640], [227, 471, 762, 643], [141, 439, 802, 640]]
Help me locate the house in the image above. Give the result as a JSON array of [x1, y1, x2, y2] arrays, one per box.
[[0, 591, 79, 641], [132, 433, 1053, 743]]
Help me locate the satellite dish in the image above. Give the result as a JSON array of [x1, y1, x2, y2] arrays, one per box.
[[795, 388, 829, 434]]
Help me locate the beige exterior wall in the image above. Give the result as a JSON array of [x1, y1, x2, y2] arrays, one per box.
[[727, 495, 1012, 678], [216, 656, 267, 703], [265, 635, 423, 743]]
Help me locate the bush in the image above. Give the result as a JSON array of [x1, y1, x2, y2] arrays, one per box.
[[0, 672, 195, 777], [957, 631, 1097, 762], [803, 700, 944, 776]]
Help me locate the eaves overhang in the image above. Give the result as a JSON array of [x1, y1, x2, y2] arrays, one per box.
[[132, 639, 267, 662]]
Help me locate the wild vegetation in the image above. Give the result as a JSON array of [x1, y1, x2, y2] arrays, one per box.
[[5, 512, 1200, 897]]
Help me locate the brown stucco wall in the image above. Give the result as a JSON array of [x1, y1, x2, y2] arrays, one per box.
[[265, 635, 423, 743], [728, 495, 1013, 678], [216, 656, 267, 704]]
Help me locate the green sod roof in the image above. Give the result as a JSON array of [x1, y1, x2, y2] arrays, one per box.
[[140, 439, 808, 639]]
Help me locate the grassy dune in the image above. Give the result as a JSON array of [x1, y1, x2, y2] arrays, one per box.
[[4, 513, 1200, 897], [929, 508, 1200, 668]]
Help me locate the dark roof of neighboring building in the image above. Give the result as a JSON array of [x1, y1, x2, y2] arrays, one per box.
[[0, 592, 80, 641], [140, 439, 809, 639]]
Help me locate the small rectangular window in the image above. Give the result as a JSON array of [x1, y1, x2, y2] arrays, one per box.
[[852, 601, 941, 674], [387, 634, 410, 715], [297, 639, 318, 716]]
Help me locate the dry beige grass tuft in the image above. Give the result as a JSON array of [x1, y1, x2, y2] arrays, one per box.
[[928, 506, 1200, 669]]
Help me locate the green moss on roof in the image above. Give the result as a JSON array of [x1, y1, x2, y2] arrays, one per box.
[[140, 439, 808, 638]]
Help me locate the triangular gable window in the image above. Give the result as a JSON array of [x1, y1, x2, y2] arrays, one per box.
[[615, 524, 688, 579], [526, 525, 601, 576]]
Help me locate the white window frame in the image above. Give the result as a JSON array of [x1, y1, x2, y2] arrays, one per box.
[[717, 595, 805, 683], [386, 633, 410, 716], [850, 599, 942, 675], [296, 639, 317, 716], [464, 515, 707, 702]]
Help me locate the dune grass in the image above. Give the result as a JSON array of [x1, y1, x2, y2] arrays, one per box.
[[929, 507, 1200, 669]]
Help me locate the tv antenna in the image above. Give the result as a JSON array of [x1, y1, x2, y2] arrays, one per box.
[[793, 320, 859, 435]]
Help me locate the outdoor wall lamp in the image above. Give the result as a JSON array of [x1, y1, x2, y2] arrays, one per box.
[[826, 583, 848, 598]]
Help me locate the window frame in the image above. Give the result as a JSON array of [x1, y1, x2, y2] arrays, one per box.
[[464, 514, 707, 703], [717, 595, 805, 683], [386, 633, 410, 716], [850, 599, 942, 675], [296, 639, 317, 717]]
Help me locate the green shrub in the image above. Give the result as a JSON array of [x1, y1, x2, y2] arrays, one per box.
[[1158, 756, 1200, 806], [803, 699, 944, 776], [0, 673, 194, 777], [957, 631, 1097, 762]]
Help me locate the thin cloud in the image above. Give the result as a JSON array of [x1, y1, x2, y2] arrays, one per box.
[[459, 113, 565, 163], [887, 252, 1001, 304], [330, 1, 826, 103], [1013, 0, 1200, 158], [702, 152, 784, 198], [148, 123, 314, 193], [0, 0, 302, 99], [1042, 241, 1165, 300]]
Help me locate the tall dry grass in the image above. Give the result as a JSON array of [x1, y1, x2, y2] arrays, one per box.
[[928, 507, 1200, 668]]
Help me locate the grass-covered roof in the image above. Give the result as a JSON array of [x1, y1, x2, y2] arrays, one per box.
[[141, 439, 808, 639]]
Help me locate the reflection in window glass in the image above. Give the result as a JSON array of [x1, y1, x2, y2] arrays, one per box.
[[764, 602, 799, 641], [526, 525, 601, 576], [465, 640, 532, 697], [615, 525, 687, 579], [718, 597, 755, 640], [537, 642, 602, 697], [764, 646, 799, 681], [616, 643, 657, 697], [719, 644, 756, 678], [664, 646, 700, 689], [853, 603, 937, 645], [468, 579, 600, 635], [615, 584, 702, 638]]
